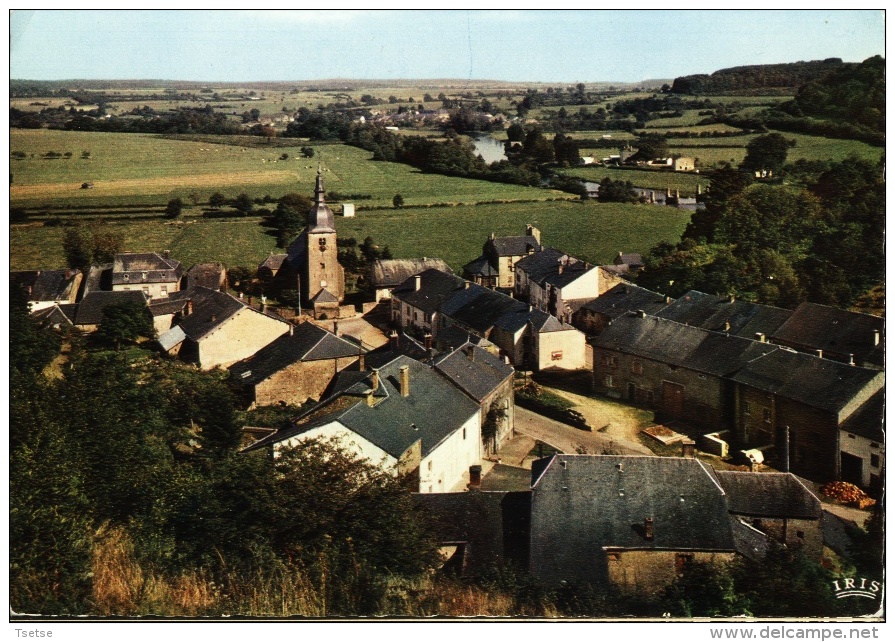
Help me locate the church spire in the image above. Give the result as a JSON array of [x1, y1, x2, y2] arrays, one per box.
[[307, 166, 335, 232]]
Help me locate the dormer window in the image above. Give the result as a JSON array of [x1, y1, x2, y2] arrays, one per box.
[[123, 274, 129, 281]]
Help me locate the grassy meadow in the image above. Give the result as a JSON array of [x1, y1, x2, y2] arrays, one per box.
[[10, 130, 564, 210], [10, 199, 690, 274]]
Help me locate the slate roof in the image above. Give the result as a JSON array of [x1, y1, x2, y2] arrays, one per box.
[[243, 355, 479, 459], [184, 262, 226, 291], [730, 349, 884, 415], [489, 234, 541, 257], [73, 290, 149, 325], [311, 288, 339, 304], [462, 255, 499, 277], [656, 290, 793, 339], [839, 389, 885, 442], [364, 333, 431, 370], [614, 252, 643, 267], [111, 252, 183, 286], [11, 269, 81, 302], [259, 253, 288, 272], [158, 325, 187, 351], [514, 248, 569, 283], [579, 283, 669, 321], [148, 297, 189, 317], [391, 269, 467, 315], [713, 471, 822, 520], [433, 344, 514, 403], [531, 455, 737, 552], [435, 325, 497, 351], [441, 283, 527, 333], [593, 313, 778, 377], [285, 230, 308, 271], [171, 286, 246, 341], [228, 322, 364, 385], [770, 302, 884, 366], [370, 258, 452, 288]]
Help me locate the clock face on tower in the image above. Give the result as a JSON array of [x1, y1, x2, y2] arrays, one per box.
[[320, 280, 328, 288]]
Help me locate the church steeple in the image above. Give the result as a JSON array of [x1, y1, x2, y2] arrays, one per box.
[[307, 166, 335, 232]]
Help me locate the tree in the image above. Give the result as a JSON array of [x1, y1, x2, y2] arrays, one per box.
[[741, 133, 791, 175], [63, 228, 92, 271], [234, 193, 254, 215], [270, 192, 312, 247], [97, 300, 156, 350], [165, 198, 183, 219], [208, 192, 227, 209], [90, 225, 123, 264], [597, 177, 637, 203], [300, 146, 315, 158], [392, 193, 404, 209]]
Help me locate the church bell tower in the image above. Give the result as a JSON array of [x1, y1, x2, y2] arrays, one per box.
[[302, 168, 344, 308]]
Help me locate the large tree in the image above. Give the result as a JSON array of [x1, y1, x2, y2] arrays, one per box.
[[741, 133, 791, 175]]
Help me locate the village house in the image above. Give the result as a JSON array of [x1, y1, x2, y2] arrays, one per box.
[[257, 253, 288, 284], [432, 343, 516, 455], [111, 251, 183, 299], [655, 290, 794, 340], [513, 248, 604, 323], [462, 225, 542, 290], [369, 257, 453, 303], [183, 262, 228, 292], [417, 454, 824, 592], [227, 321, 364, 408], [730, 348, 884, 483], [713, 471, 824, 561], [12, 269, 83, 311], [838, 390, 884, 490], [157, 286, 291, 370], [572, 283, 671, 336], [390, 269, 466, 334], [768, 301, 884, 369], [72, 290, 151, 332], [242, 355, 482, 494], [592, 312, 778, 427], [672, 156, 695, 172]]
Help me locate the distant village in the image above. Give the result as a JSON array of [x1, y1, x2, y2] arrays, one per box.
[[15, 169, 884, 596]]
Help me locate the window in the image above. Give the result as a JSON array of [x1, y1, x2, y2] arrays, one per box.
[[318, 238, 327, 251], [551, 350, 563, 361], [463, 427, 467, 439], [601, 354, 618, 368], [646, 391, 654, 402], [603, 374, 615, 388], [675, 554, 694, 573], [160, 286, 168, 296], [871, 454, 880, 468], [763, 408, 772, 424], [796, 530, 805, 539], [631, 360, 643, 375], [427, 461, 432, 471]]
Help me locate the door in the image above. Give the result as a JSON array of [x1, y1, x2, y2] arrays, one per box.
[[662, 381, 685, 418], [840, 452, 864, 486]]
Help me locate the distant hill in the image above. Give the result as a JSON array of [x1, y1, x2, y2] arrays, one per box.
[[670, 58, 845, 94]]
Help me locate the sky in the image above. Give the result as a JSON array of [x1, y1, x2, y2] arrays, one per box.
[[8, 8, 886, 83]]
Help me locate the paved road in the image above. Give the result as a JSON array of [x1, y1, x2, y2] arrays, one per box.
[[514, 407, 653, 456]]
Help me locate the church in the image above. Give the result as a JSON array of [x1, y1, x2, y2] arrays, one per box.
[[282, 169, 346, 318]]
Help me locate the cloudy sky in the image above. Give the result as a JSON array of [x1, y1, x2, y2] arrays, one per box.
[[9, 8, 885, 83]]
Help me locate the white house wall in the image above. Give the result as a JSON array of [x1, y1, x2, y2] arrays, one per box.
[[275, 421, 399, 471], [839, 430, 885, 487], [418, 412, 482, 493]]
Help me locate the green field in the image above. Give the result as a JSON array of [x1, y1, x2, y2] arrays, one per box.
[[10, 130, 564, 210], [560, 166, 705, 196], [10, 200, 691, 274]]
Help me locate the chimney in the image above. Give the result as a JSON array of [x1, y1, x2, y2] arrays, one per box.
[[755, 332, 765, 343], [371, 368, 380, 391], [815, 349, 823, 359], [526, 225, 541, 245], [399, 365, 410, 397], [163, 249, 170, 259], [724, 320, 731, 332], [873, 329, 880, 346], [729, 294, 735, 304], [464, 281, 471, 289], [468, 465, 482, 489], [366, 389, 376, 407], [666, 296, 673, 304], [637, 309, 646, 318], [490, 232, 496, 241], [389, 330, 399, 350], [333, 320, 339, 337], [186, 299, 193, 316], [358, 353, 365, 371], [777, 426, 790, 473], [681, 439, 696, 458], [424, 333, 433, 351], [557, 261, 564, 275], [848, 354, 855, 366], [289, 323, 294, 337], [644, 517, 654, 541], [414, 275, 421, 291]]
